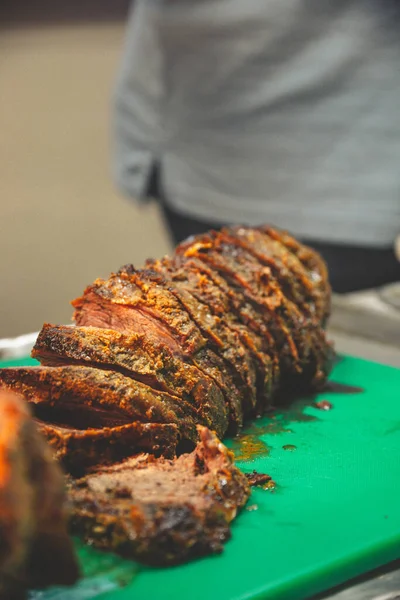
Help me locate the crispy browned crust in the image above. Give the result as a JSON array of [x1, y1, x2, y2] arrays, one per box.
[[69, 226, 332, 430], [72, 267, 206, 355], [259, 225, 331, 324], [73, 268, 244, 430], [177, 228, 332, 393], [147, 257, 258, 413], [0, 366, 199, 443], [149, 256, 275, 412], [33, 324, 228, 438]]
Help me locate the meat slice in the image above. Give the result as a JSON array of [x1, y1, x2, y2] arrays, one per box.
[[0, 366, 199, 444], [124, 266, 245, 429], [68, 426, 250, 566], [175, 255, 280, 404], [260, 226, 331, 324], [222, 226, 320, 319], [32, 324, 228, 438], [149, 256, 271, 413], [72, 269, 206, 355], [214, 229, 331, 388], [145, 259, 258, 414], [177, 231, 330, 389], [73, 266, 244, 430], [37, 421, 179, 477], [221, 227, 333, 385], [177, 231, 300, 372], [0, 391, 79, 598]]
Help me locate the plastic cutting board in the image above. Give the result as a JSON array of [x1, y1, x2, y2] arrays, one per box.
[[1, 354, 399, 600]]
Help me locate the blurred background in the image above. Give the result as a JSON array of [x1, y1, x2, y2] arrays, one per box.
[[0, 1, 171, 338]]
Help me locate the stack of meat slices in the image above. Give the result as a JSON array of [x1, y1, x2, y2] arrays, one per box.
[[0, 225, 333, 565]]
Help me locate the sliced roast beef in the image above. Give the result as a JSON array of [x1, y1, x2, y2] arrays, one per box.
[[178, 232, 332, 392], [178, 231, 331, 386], [177, 231, 301, 373], [176, 240, 278, 351], [145, 259, 258, 413], [215, 229, 331, 387], [118, 266, 244, 428], [0, 224, 334, 572], [149, 256, 273, 412], [72, 269, 206, 355], [0, 366, 198, 444], [37, 421, 179, 476], [179, 256, 280, 356], [73, 266, 244, 430], [260, 226, 331, 324], [173, 253, 281, 403], [0, 391, 79, 597], [221, 227, 333, 384], [32, 324, 228, 437], [68, 426, 250, 566], [221, 226, 319, 318]]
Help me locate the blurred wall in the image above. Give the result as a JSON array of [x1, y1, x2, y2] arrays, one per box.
[[0, 2, 172, 337]]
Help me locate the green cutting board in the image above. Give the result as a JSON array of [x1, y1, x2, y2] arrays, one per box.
[[2, 355, 399, 600]]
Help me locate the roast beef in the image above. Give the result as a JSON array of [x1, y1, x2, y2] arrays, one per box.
[[37, 421, 179, 477], [73, 266, 244, 430], [68, 426, 250, 565], [222, 226, 320, 318], [72, 269, 206, 355], [0, 366, 199, 444], [177, 230, 331, 389], [0, 391, 79, 598], [148, 256, 272, 412], [260, 226, 330, 324], [177, 231, 300, 371], [32, 324, 228, 437], [0, 224, 333, 571], [171, 255, 279, 407], [216, 229, 331, 387], [145, 259, 258, 413]]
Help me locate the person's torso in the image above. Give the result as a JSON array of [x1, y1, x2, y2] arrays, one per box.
[[114, 0, 400, 245]]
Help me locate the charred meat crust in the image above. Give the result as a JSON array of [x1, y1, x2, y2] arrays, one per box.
[[72, 269, 206, 355], [217, 229, 331, 388], [171, 255, 278, 409], [177, 230, 330, 389], [149, 256, 275, 412], [119, 266, 245, 429], [0, 366, 199, 444], [74, 267, 244, 430], [177, 232, 300, 369], [259, 226, 331, 324], [32, 324, 228, 438], [145, 260, 257, 413], [175, 242, 282, 382], [221, 226, 320, 318]]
